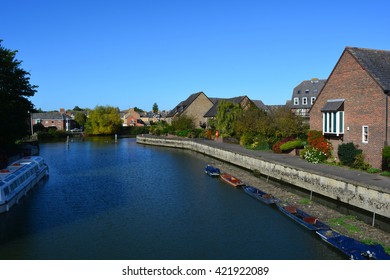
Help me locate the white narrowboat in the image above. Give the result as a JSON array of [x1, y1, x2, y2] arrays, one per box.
[[0, 156, 49, 213]]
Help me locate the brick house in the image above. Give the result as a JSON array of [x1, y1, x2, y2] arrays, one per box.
[[122, 108, 145, 127], [310, 47, 390, 169], [166, 91, 214, 128], [32, 109, 75, 131], [290, 78, 326, 121]]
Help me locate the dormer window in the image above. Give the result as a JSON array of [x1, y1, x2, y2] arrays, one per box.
[[305, 89, 309, 93], [297, 90, 301, 94], [321, 99, 345, 136]]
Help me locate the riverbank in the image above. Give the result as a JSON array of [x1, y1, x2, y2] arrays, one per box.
[[136, 135, 390, 253]]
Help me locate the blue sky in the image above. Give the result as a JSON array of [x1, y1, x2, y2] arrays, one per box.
[[1, 0, 389, 112]]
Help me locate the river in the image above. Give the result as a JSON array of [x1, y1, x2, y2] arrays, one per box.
[[0, 137, 342, 259]]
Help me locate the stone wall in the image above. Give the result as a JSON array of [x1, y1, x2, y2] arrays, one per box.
[[136, 135, 390, 219]]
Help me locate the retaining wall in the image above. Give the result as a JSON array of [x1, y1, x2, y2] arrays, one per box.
[[136, 135, 390, 219]]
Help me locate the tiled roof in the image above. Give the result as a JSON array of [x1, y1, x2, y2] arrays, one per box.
[[347, 47, 390, 93], [32, 112, 71, 120]]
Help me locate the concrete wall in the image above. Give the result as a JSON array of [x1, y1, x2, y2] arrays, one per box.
[[136, 135, 390, 219]]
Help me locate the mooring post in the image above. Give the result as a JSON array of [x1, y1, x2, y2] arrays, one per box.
[[372, 212, 376, 227], [66, 136, 70, 148], [115, 134, 118, 143]]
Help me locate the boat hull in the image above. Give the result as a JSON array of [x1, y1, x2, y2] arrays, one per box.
[[220, 173, 245, 188], [276, 202, 330, 231], [0, 156, 49, 213], [243, 186, 279, 204]]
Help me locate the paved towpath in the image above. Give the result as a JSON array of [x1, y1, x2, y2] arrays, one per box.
[[191, 138, 390, 194]]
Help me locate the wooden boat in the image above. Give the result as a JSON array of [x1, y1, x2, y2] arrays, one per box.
[[220, 173, 245, 188], [204, 164, 220, 177], [0, 156, 49, 213], [317, 229, 390, 260], [242, 185, 279, 204], [276, 202, 330, 230]]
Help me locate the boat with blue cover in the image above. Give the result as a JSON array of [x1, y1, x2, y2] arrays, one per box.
[[276, 202, 330, 231], [0, 156, 49, 213], [243, 185, 279, 204], [204, 164, 220, 177], [317, 229, 390, 260]]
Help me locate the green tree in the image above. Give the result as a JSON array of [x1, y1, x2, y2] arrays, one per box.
[[215, 100, 243, 137], [0, 40, 37, 146], [74, 111, 87, 127], [171, 115, 195, 131], [268, 105, 308, 140], [84, 106, 122, 135], [152, 102, 159, 114]]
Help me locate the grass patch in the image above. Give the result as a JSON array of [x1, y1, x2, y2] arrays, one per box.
[[367, 168, 381, 174], [299, 198, 311, 205], [380, 171, 390, 177], [328, 215, 361, 234]]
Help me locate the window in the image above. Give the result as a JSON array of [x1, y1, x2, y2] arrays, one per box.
[[321, 99, 345, 136], [305, 89, 309, 93], [302, 97, 307, 105], [323, 111, 344, 136], [297, 90, 301, 94], [311, 97, 316, 105], [294, 97, 299, 105], [362, 126, 368, 143]]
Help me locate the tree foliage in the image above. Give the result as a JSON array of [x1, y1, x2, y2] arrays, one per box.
[[214, 100, 243, 137], [0, 40, 37, 146], [152, 102, 159, 114], [84, 106, 122, 135], [74, 111, 87, 127], [171, 115, 195, 131]]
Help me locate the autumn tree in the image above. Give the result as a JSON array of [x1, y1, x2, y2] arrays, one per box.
[[0, 40, 37, 146], [84, 106, 122, 134]]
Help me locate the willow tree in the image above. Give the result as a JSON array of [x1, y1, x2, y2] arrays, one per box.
[[0, 40, 37, 146], [84, 106, 122, 135], [214, 100, 243, 137]]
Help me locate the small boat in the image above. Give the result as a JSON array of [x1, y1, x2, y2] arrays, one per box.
[[0, 156, 49, 213], [276, 202, 330, 230], [243, 185, 279, 204], [220, 173, 245, 188], [204, 164, 220, 177], [317, 229, 390, 260]]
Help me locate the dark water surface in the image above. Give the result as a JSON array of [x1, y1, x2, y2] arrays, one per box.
[[0, 137, 342, 259]]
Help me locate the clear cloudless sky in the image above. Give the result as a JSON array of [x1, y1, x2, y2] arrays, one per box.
[[1, 0, 389, 112]]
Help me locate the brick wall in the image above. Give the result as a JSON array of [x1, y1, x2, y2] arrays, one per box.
[[310, 50, 389, 168]]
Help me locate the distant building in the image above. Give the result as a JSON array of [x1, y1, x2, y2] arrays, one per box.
[[32, 109, 75, 131], [290, 78, 326, 121]]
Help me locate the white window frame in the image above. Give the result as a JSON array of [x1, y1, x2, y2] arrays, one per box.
[[322, 111, 344, 136], [294, 97, 299, 105], [302, 97, 308, 105], [311, 97, 316, 105], [362, 126, 368, 143]]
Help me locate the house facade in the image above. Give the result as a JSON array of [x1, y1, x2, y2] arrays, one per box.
[[310, 47, 390, 169], [290, 78, 326, 121], [122, 108, 145, 127], [166, 91, 214, 128], [32, 110, 75, 131]]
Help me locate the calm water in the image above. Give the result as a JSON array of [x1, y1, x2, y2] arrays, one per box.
[[0, 137, 342, 260]]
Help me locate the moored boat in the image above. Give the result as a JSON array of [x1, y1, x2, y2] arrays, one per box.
[[276, 202, 330, 231], [204, 164, 220, 177], [0, 156, 49, 213], [220, 173, 245, 188], [243, 185, 279, 204], [316, 229, 390, 260]]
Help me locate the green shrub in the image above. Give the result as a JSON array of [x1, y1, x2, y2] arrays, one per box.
[[240, 132, 255, 147], [272, 136, 296, 153], [382, 146, 390, 171], [280, 140, 304, 152], [338, 142, 362, 167], [353, 153, 371, 170], [367, 168, 381, 174], [380, 171, 390, 177]]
